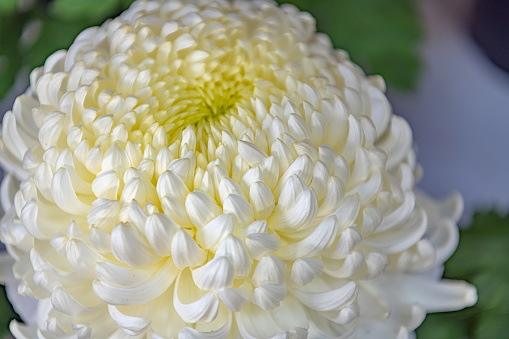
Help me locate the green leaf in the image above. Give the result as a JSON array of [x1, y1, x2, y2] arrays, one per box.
[[474, 311, 509, 339], [51, 0, 121, 21], [0, 11, 28, 100], [416, 211, 509, 339], [0, 0, 17, 15], [25, 17, 95, 69], [416, 312, 470, 339], [51, 0, 135, 22], [0, 285, 18, 337], [276, 0, 422, 90]]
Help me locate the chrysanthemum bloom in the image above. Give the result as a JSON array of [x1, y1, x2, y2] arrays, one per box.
[[0, 0, 476, 338]]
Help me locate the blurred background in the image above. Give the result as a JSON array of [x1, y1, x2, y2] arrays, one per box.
[[0, 0, 508, 337]]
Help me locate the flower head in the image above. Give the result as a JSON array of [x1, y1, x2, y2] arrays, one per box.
[[0, 0, 476, 338]]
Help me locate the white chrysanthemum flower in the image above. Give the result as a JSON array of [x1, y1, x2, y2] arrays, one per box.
[[0, 0, 476, 338]]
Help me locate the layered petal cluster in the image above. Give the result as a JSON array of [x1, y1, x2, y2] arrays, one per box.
[[0, 0, 476, 338]]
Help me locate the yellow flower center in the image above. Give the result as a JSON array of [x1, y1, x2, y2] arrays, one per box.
[[161, 65, 254, 142]]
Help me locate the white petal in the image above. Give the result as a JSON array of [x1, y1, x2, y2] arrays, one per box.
[[218, 177, 246, 204], [87, 198, 120, 231], [341, 115, 362, 163], [2, 112, 29, 160], [179, 311, 232, 339], [145, 213, 180, 257], [20, 199, 61, 240], [275, 175, 305, 211], [332, 194, 361, 229], [291, 281, 358, 312], [93, 259, 178, 305], [111, 223, 159, 268], [377, 191, 416, 233], [238, 140, 268, 167], [192, 257, 234, 291], [155, 147, 174, 178], [222, 194, 254, 228], [323, 250, 365, 278], [34, 163, 54, 203], [52, 167, 91, 215], [245, 232, 281, 259], [127, 199, 147, 232], [364, 251, 390, 279], [253, 283, 287, 310], [259, 156, 280, 190], [173, 270, 220, 324], [277, 216, 338, 260], [360, 205, 383, 236], [270, 188, 318, 233], [108, 305, 151, 336], [66, 239, 104, 279], [310, 161, 330, 201], [50, 286, 91, 317], [249, 181, 275, 220], [428, 219, 460, 267], [325, 225, 362, 259], [365, 207, 427, 254], [376, 273, 477, 312], [161, 195, 191, 226], [92, 170, 119, 199], [349, 170, 382, 205], [96, 261, 154, 287], [89, 226, 111, 254], [288, 113, 311, 140], [196, 214, 234, 251], [38, 112, 65, 150], [156, 170, 189, 200], [235, 301, 307, 339], [185, 190, 222, 228], [252, 255, 286, 286], [101, 142, 130, 174], [273, 155, 314, 197], [171, 228, 207, 269], [215, 234, 253, 279], [290, 257, 324, 286], [218, 288, 250, 312]]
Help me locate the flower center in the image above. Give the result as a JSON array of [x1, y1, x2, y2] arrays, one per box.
[[148, 60, 255, 144]]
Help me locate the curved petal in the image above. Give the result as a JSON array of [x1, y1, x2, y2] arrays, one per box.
[[95, 262, 155, 287], [173, 270, 220, 324], [365, 207, 427, 254], [185, 190, 222, 228], [93, 259, 178, 305], [270, 188, 318, 233], [277, 216, 338, 260], [196, 214, 234, 252], [291, 280, 358, 312], [145, 213, 180, 257], [290, 257, 324, 286], [171, 228, 207, 269], [376, 273, 477, 312], [52, 167, 91, 215], [110, 223, 160, 268], [179, 310, 232, 339], [191, 256, 234, 291], [108, 305, 151, 336], [215, 234, 253, 279]]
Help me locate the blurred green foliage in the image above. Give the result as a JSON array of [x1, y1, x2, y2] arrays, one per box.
[[0, 286, 18, 337], [417, 211, 509, 339], [0, 0, 422, 103]]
